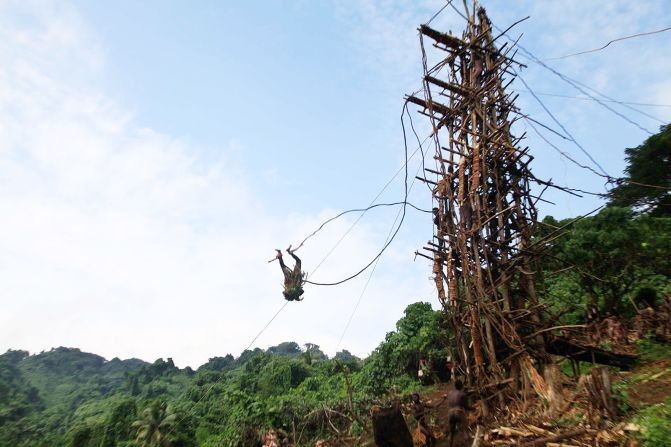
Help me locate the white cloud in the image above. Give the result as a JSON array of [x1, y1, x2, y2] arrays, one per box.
[[0, 1, 434, 367]]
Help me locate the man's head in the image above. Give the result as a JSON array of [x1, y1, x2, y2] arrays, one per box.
[[411, 392, 420, 403], [454, 379, 464, 390], [283, 286, 304, 301]]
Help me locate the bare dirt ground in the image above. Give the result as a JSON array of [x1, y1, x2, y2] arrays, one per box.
[[407, 358, 671, 447], [623, 359, 671, 408], [320, 355, 671, 446]]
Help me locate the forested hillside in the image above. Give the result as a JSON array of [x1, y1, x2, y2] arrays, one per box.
[[0, 302, 444, 447]]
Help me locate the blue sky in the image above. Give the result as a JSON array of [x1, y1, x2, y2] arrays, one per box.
[[75, 0, 399, 213], [1, 0, 670, 367]]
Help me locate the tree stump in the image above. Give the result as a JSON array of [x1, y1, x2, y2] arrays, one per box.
[[371, 404, 413, 447], [584, 367, 617, 422], [544, 363, 564, 418]]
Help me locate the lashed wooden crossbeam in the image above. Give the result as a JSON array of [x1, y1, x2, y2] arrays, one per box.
[[419, 25, 465, 49]]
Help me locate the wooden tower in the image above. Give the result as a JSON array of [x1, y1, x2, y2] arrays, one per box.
[[410, 5, 548, 411]]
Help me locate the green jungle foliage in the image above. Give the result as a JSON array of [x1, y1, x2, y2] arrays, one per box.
[[632, 398, 671, 447], [608, 123, 671, 217], [537, 207, 670, 322], [536, 123, 671, 323], [0, 303, 445, 447]]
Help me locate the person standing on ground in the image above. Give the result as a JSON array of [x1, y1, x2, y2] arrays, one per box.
[[409, 393, 441, 447], [446, 380, 469, 447]]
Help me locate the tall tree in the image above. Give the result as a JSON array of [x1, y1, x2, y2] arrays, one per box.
[[608, 124, 671, 216], [100, 399, 137, 447], [132, 401, 175, 447], [266, 342, 301, 357], [541, 207, 671, 316]]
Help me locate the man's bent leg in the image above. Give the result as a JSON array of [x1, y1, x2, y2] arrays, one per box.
[[288, 252, 301, 272]]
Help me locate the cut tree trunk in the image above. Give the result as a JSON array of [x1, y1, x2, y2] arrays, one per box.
[[547, 336, 638, 370], [371, 405, 413, 447], [544, 363, 564, 418], [584, 367, 617, 421]]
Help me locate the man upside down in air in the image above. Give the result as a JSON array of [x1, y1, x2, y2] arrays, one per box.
[[273, 245, 306, 301]]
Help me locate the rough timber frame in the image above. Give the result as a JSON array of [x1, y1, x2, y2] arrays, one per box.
[[411, 5, 547, 412]]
